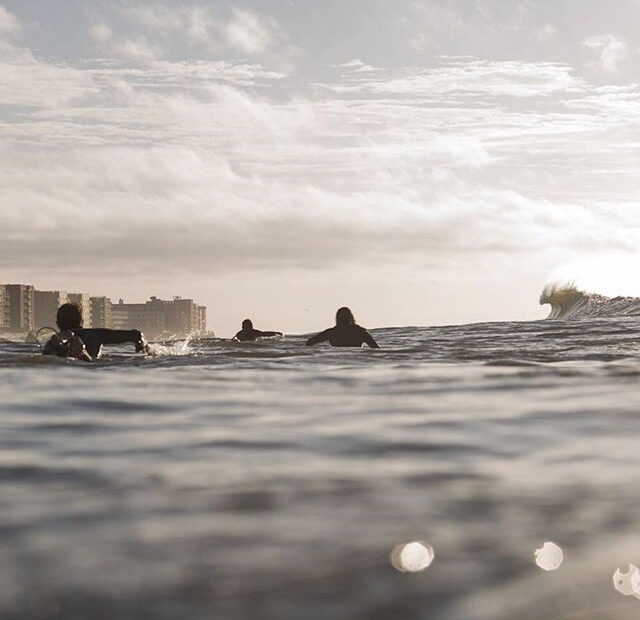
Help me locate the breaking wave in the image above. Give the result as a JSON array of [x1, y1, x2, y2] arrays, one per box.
[[540, 284, 640, 319]]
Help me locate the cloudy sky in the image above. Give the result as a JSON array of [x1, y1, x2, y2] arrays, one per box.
[[2, 1, 640, 335]]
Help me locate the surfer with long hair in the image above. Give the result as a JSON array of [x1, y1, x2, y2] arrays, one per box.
[[306, 307, 379, 348]]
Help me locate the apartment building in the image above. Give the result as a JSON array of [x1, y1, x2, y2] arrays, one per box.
[[68, 293, 92, 328], [1, 284, 208, 337], [4, 284, 35, 332], [112, 296, 207, 338], [112, 300, 165, 337], [197, 305, 207, 334], [90, 297, 113, 329], [34, 291, 69, 330], [0, 285, 8, 331]]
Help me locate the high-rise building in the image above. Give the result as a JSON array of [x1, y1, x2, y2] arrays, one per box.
[[1, 284, 208, 337], [34, 290, 68, 330], [68, 293, 92, 327], [112, 296, 207, 338], [5, 284, 35, 332], [0, 285, 8, 331], [152, 296, 199, 335], [112, 300, 165, 338], [91, 297, 113, 329], [197, 305, 207, 333]]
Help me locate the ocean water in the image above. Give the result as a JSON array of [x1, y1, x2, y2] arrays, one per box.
[[3, 306, 640, 619]]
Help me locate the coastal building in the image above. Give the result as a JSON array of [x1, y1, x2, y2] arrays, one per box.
[[112, 296, 207, 339], [1, 284, 208, 337], [34, 290, 69, 330], [90, 297, 113, 329], [4, 284, 35, 332], [0, 285, 8, 331], [197, 305, 207, 334], [112, 300, 165, 337], [151, 296, 202, 335], [68, 293, 92, 327]]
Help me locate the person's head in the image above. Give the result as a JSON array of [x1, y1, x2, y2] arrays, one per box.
[[242, 319, 253, 330], [57, 303, 83, 331], [335, 307, 355, 327]]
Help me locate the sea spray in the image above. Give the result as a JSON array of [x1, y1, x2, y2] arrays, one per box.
[[146, 333, 196, 357], [540, 284, 640, 319]]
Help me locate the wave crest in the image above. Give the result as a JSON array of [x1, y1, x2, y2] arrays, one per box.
[[540, 284, 640, 319]]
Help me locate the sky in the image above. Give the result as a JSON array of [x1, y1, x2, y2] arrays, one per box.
[[2, 0, 640, 336]]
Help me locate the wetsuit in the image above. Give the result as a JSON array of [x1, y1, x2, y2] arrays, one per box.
[[234, 328, 282, 342], [306, 324, 379, 348], [43, 328, 145, 360]]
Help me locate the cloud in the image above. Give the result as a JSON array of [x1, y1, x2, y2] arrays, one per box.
[[583, 34, 628, 72], [0, 48, 96, 108], [318, 58, 583, 98], [336, 59, 381, 73], [2, 141, 632, 274], [112, 35, 159, 62], [405, 0, 544, 51], [4, 17, 640, 329], [538, 23, 557, 43], [126, 4, 217, 44], [88, 23, 113, 43], [0, 5, 19, 35], [88, 4, 293, 64], [224, 8, 283, 55]]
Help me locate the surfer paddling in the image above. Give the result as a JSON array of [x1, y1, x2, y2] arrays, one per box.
[[233, 319, 283, 342], [42, 303, 149, 361], [306, 307, 380, 348]]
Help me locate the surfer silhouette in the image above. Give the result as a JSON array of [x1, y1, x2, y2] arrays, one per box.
[[42, 303, 148, 361], [233, 319, 283, 342], [306, 307, 380, 348]]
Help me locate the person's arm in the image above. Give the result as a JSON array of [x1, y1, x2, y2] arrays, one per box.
[[83, 329, 147, 356], [306, 329, 331, 346], [256, 330, 283, 337], [363, 329, 380, 349]]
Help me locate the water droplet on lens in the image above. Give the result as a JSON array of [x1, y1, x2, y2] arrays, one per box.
[[534, 542, 564, 571], [390, 541, 434, 572], [613, 564, 640, 598]]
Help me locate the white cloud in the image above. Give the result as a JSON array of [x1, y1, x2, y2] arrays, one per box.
[[4, 15, 640, 329], [583, 34, 628, 72], [89, 4, 293, 63], [112, 35, 159, 62], [0, 5, 18, 34], [224, 8, 285, 55], [128, 4, 189, 30], [335, 59, 381, 73], [319, 58, 583, 98], [126, 4, 216, 44], [538, 23, 557, 43], [0, 47, 96, 107], [89, 23, 113, 43], [3, 47, 640, 277]]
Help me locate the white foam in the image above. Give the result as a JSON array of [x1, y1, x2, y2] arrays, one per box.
[[146, 334, 195, 357]]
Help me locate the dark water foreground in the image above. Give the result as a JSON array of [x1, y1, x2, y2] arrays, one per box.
[[2, 319, 640, 619]]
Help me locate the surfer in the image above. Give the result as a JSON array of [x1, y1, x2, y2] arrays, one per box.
[[305, 307, 380, 348], [233, 319, 283, 342], [42, 303, 149, 361]]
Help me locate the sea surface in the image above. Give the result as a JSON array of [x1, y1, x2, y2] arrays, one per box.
[[3, 309, 640, 619]]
